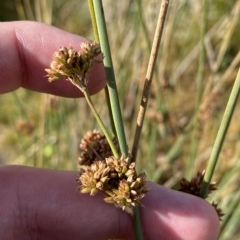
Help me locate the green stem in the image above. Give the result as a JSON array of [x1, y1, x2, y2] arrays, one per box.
[[93, 0, 128, 157], [93, 1, 143, 239], [87, 0, 99, 43], [88, 0, 117, 137], [199, 68, 240, 199], [83, 89, 120, 159], [69, 75, 120, 159], [132, 207, 144, 240], [104, 87, 117, 137]]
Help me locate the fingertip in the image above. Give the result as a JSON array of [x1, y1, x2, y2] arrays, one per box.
[[0, 166, 220, 240], [141, 182, 220, 240], [193, 198, 220, 240], [0, 21, 106, 97]]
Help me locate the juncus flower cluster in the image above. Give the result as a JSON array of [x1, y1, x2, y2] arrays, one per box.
[[46, 44, 149, 215], [77, 155, 149, 215], [45, 42, 101, 91]]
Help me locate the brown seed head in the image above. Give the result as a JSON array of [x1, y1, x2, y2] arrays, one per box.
[[78, 130, 119, 166], [77, 155, 149, 215], [178, 170, 217, 197], [211, 202, 224, 221], [45, 42, 101, 91], [77, 160, 110, 196]]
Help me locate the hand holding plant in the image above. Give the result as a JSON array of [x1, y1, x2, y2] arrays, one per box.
[[0, 21, 220, 240]]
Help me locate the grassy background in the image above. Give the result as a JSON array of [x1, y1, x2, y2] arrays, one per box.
[[0, 0, 240, 239]]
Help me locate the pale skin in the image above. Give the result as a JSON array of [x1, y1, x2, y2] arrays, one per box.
[[0, 21, 220, 240]]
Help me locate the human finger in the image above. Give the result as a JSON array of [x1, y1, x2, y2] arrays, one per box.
[[0, 165, 219, 240], [0, 21, 105, 97]]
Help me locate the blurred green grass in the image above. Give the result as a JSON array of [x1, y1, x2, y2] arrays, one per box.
[[0, 0, 240, 239]]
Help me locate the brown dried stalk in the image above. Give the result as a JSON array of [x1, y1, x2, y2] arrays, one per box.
[[131, 0, 170, 163]]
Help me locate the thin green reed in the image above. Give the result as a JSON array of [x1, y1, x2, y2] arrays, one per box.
[[199, 68, 240, 199], [93, 0, 128, 156], [92, 1, 143, 239], [88, 0, 116, 137]]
